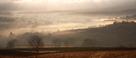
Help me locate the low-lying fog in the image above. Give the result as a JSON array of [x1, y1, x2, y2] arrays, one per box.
[[0, 11, 130, 36], [0, 11, 136, 48]]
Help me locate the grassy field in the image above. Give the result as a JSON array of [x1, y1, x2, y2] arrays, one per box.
[[31, 50, 136, 58], [0, 48, 136, 58], [0, 50, 136, 58]]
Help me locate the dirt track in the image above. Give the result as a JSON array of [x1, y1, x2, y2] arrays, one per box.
[[0, 50, 136, 58]]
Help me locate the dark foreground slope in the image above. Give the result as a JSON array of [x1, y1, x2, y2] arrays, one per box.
[[0, 47, 136, 56], [0, 50, 136, 58], [0, 49, 42, 56]]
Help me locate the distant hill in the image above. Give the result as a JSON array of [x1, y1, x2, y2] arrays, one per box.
[[52, 21, 136, 47], [0, 12, 12, 15], [120, 8, 136, 13]]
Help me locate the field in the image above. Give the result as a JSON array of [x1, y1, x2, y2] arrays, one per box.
[[0, 48, 136, 58]]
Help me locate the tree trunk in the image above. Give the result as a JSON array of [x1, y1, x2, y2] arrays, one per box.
[[36, 48, 38, 54]]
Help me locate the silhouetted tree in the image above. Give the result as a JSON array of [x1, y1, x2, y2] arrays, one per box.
[[28, 35, 44, 53], [9, 32, 15, 39], [6, 39, 17, 48], [64, 38, 76, 47], [130, 21, 135, 24], [52, 38, 62, 47], [47, 33, 52, 39], [126, 16, 130, 20], [115, 17, 118, 19], [64, 39, 70, 47], [113, 21, 117, 24], [0, 45, 2, 48], [82, 38, 93, 47], [52, 39, 57, 46]]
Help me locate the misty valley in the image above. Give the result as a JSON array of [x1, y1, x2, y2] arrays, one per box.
[[1, 1, 136, 57]]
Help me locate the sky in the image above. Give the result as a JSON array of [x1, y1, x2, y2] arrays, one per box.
[[0, 0, 136, 47], [0, 0, 136, 36], [0, 0, 136, 11]]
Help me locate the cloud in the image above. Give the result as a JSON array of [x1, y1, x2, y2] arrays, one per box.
[[0, 17, 14, 22], [0, 0, 21, 2], [0, 12, 12, 15], [0, 17, 15, 30], [0, 0, 136, 11]]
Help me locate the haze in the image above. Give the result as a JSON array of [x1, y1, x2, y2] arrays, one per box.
[[0, 0, 136, 11], [0, 0, 136, 48]]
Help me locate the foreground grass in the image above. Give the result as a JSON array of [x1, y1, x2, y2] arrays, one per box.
[[0, 50, 136, 58]]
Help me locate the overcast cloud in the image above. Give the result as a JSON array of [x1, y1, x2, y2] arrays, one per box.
[[0, 0, 136, 11], [0, 0, 136, 36]]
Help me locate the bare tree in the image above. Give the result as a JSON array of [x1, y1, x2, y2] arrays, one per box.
[[0, 45, 2, 49], [52, 38, 62, 47], [64, 38, 76, 47], [52, 39, 57, 46], [64, 39, 70, 47], [28, 35, 44, 53], [82, 38, 93, 47], [6, 39, 17, 48]]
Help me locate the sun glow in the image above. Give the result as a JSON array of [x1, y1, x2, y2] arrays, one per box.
[[29, 0, 45, 2], [15, 0, 45, 3], [94, 0, 101, 3], [49, 0, 59, 3], [20, 0, 60, 3], [14, 0, 90, 3]]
